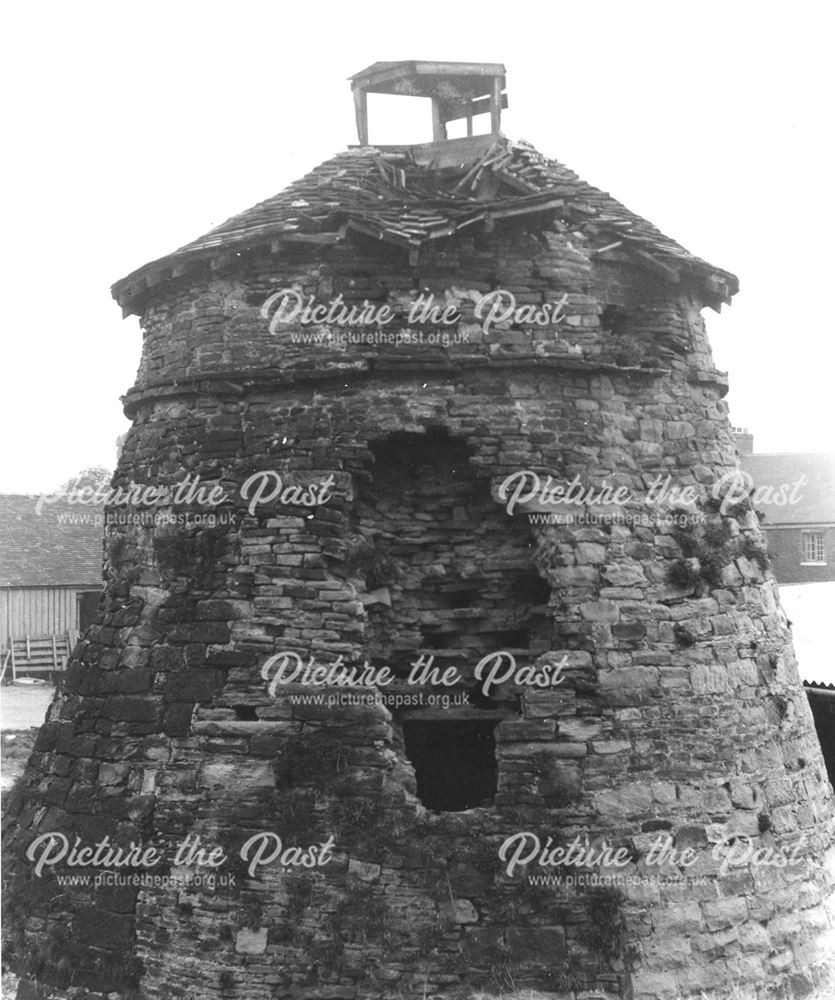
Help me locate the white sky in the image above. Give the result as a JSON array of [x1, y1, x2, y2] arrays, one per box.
[[2, 0, 833, 492]]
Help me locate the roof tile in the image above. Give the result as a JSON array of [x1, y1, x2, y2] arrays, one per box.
[[113, 136, 738, 314], [0, 495, 103, 587]]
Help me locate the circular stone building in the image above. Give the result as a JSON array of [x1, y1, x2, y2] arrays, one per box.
[[4, 61, 835, 1000]]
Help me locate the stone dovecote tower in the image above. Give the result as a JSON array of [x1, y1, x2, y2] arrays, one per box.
[[4, 61, 835, 1000]]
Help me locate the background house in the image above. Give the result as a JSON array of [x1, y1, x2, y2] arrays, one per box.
[[734, 432, 835, 785], [0, 495, 103, 679], [736, 430, 835, 584], [777, 580, 835, 787]]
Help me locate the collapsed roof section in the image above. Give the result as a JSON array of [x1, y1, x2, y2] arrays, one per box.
[[112, 133, 739, 317]]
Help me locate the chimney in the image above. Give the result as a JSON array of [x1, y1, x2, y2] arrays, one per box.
[[733, 426, 754, 454], [350, 60, 507, 145]]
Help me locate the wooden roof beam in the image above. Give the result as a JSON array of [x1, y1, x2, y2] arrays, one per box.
[[627, 247, 681, 283]]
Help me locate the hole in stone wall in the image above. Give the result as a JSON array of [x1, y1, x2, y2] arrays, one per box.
[[512, 572, 552, 608], [601, 304, 630, 336], [353, 427, 554, 678], [443, 587, 482, 609], [402, 719, 498, 811], [233, 706, 259, 720]]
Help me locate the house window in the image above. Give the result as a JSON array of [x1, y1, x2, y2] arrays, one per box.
[[801, 531, 826, 565], [402, 719, 497, 811]]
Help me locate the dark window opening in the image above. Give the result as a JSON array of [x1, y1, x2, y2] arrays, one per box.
[[403, 720, 497, 811], [233, 705, 259, 720], [601, 304, 630, 336], [367, 427, 474, 489]]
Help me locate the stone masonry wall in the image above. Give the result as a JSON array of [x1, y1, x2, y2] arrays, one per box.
[[4, 221, 835, 1000]]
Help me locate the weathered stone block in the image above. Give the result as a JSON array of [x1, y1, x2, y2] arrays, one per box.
[[163, 669, 223, 702], [593, 782, 653, 817], [495, 719, 557, 741], [598, 666, 659, 691], [442, 898, 479, 924], [702, 896, 749, 931], [602, 564, 647, 587], [557, 718, 603, 741], [104, 696, 162, 724], [580, 600, 620, 622], [576, 542, 606, 564], [629, 970, 680, 999], [612, 622, 647, 641], [235, 927, 268, 954], [591, 739, 632, 755], [348, 858, 381, 882], [168, 622, 230, 644], [524, 689, 576, 718], [195, 599, 251, 620], [690, 662, 729, 694], [651, 900, 703, 935]]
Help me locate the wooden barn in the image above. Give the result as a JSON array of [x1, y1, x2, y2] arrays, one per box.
[[0, 495, 103, 681]]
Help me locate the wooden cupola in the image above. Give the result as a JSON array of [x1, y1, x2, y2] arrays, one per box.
[[350, 60, 507, 145]]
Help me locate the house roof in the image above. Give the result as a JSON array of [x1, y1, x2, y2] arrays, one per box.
[[740, 453, 835, 526], [806, 680, 835, 691], [0, 495, 103, 587], [112, 134, 739, 316]]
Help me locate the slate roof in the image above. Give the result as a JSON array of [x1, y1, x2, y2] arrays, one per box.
[[740, 453, 835, 526], [0, 495, 104, 587], [112, 134, 739, 316]]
